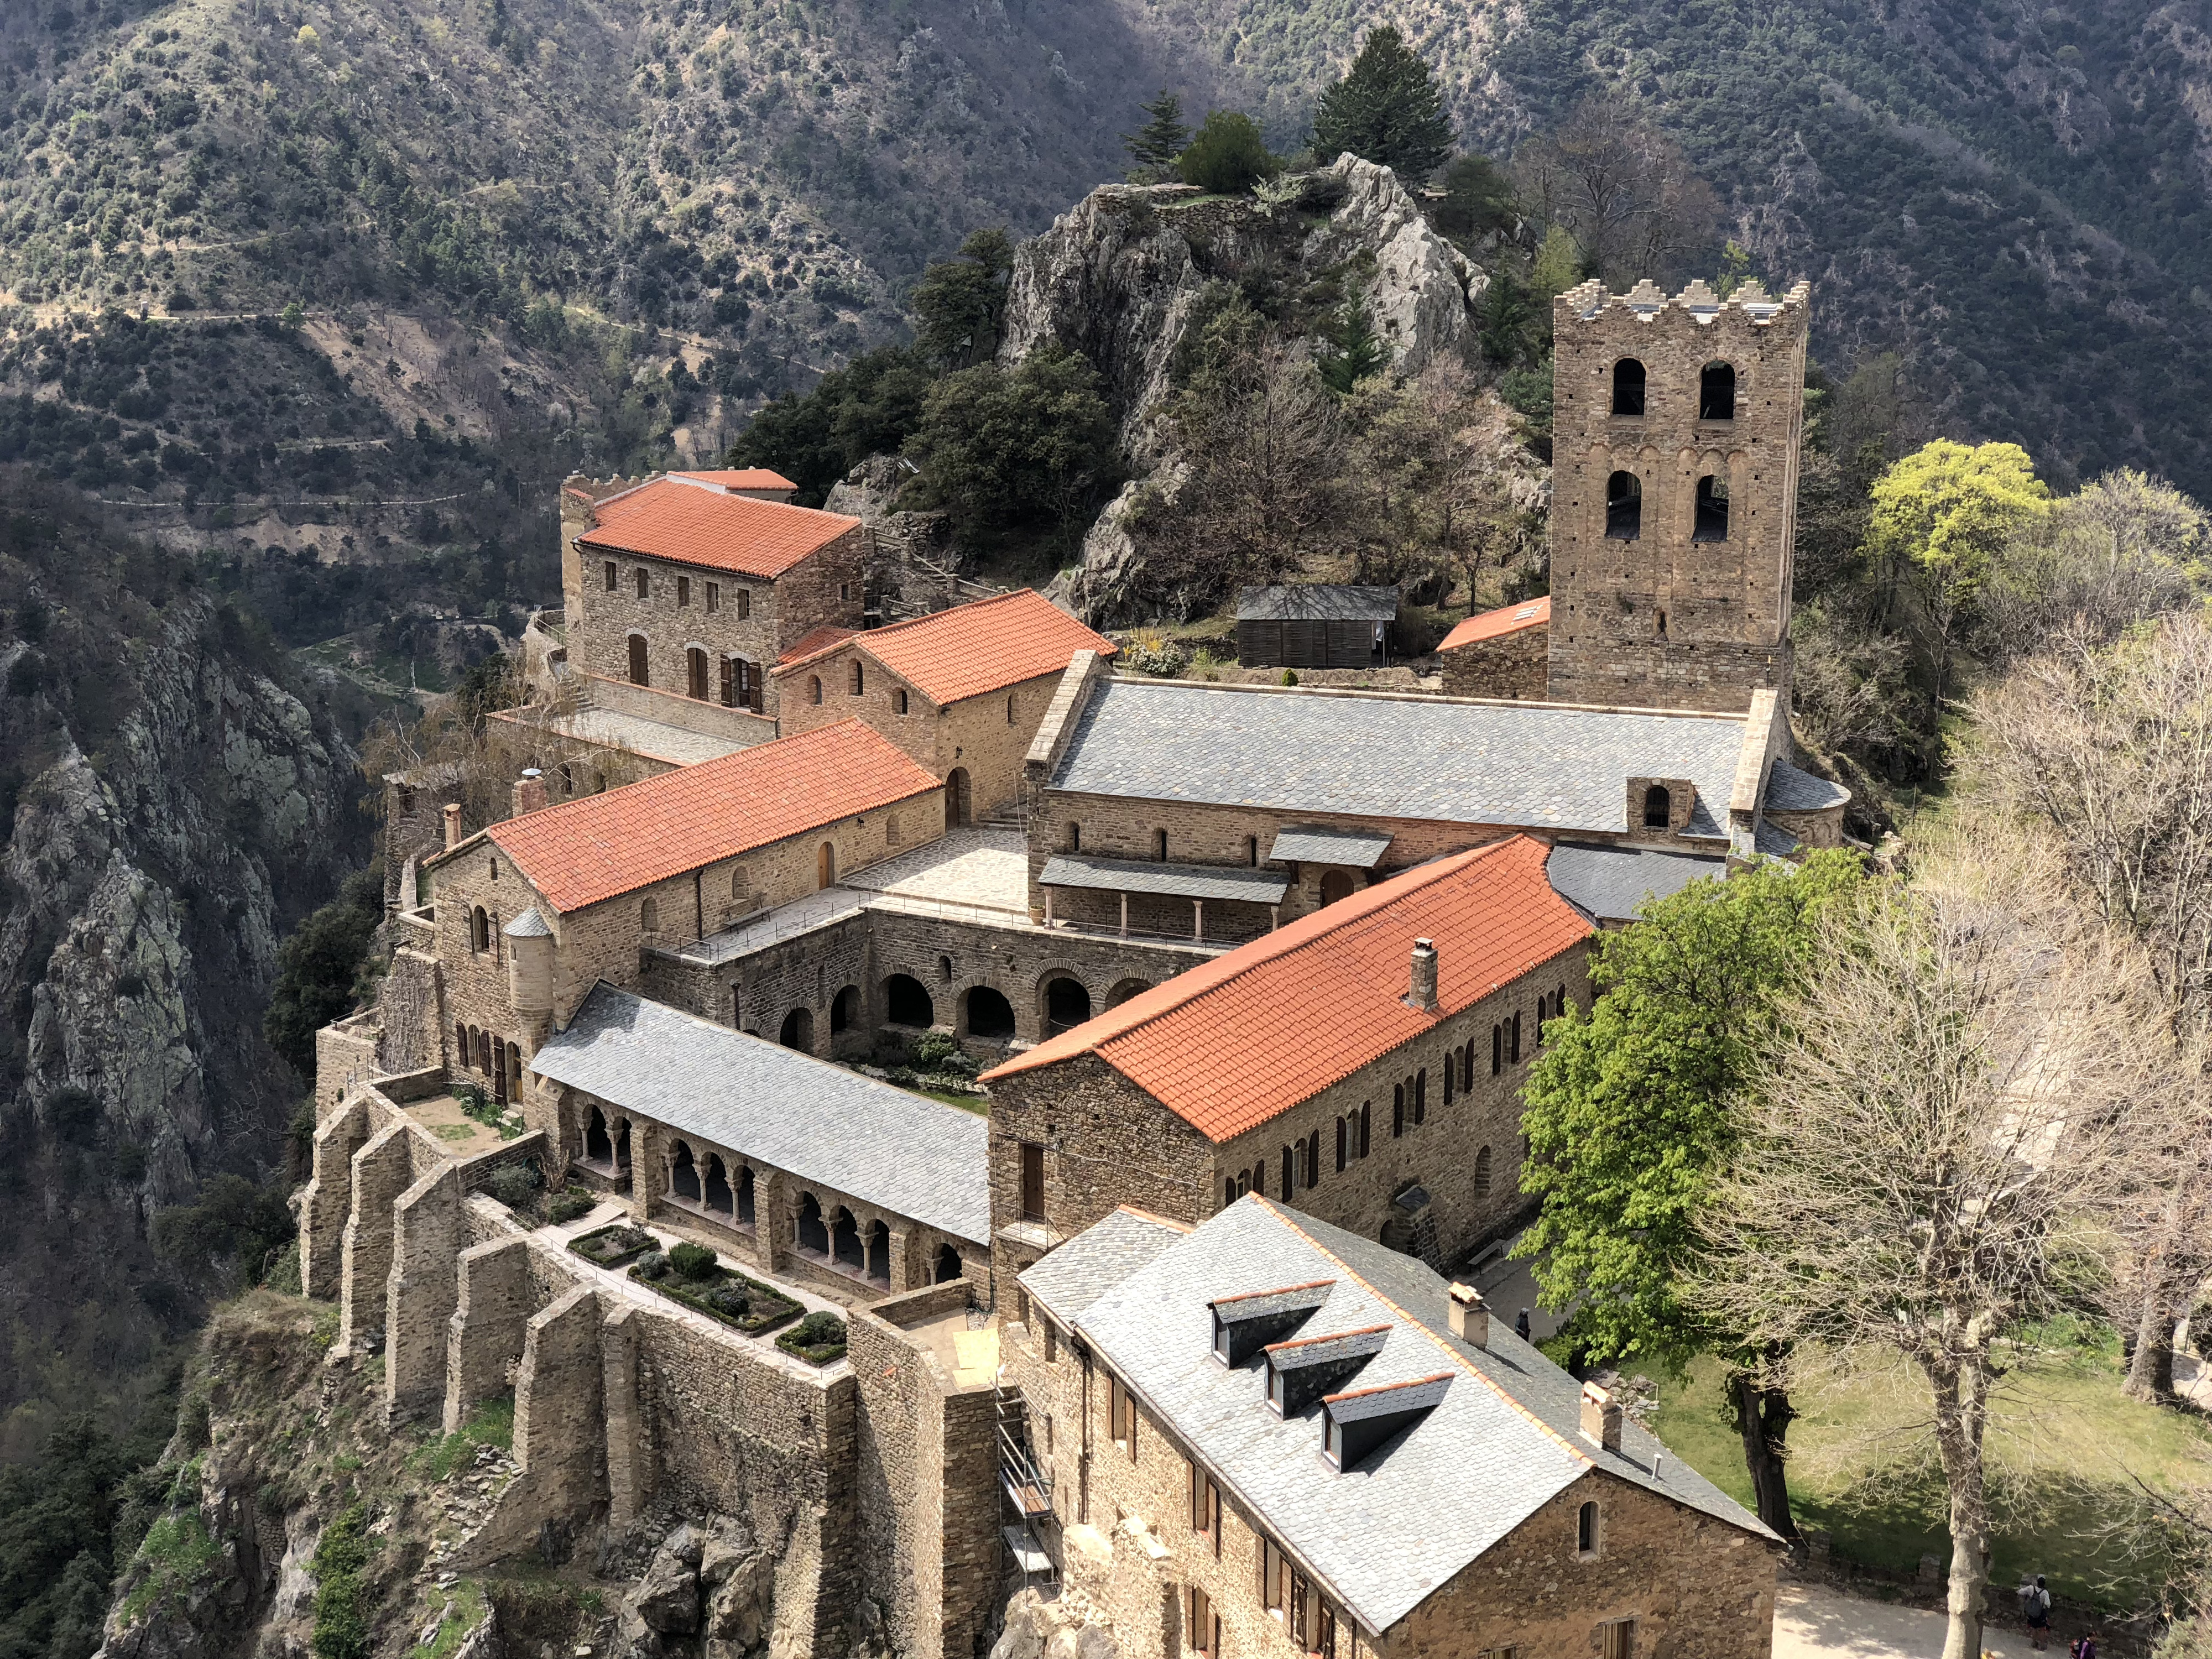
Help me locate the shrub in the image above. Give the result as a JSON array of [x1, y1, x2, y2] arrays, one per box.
[[707, 1284, 751, 1318], [1178, 111, 1277, 195], [1281, 669, 1299, 686], [485, 1164, 536, 1212], [544, 1189, 593, 1224], [909, 1031, 977, 1078], [668, 1242, 718, 1280], [793, 1310, 846, 1347], [633, 1251, 670, 1281], [309, 1503, 373, 1659]]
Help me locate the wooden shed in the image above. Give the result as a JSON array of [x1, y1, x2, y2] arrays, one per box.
[[1235, 586, 1400, 669]]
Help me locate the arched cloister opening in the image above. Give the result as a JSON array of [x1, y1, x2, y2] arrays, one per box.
[[737, 1165, 755, 1225], [670, 1141, 701, 1203], [780, 1006, 815, 1052], [831, 1206, 863, 1271], [797, 1192, 828, 1255], [965, 985, 1015, 1041], [704, 1155, 734, 1217], [586, 1108, 613, 1165], [1044, 976, 1092, 1035], [864, 1220, 891, 1284], [1611, 358, 1646, 416], [1605, 471, 1642, 540], [1104, 978, 1152, 1010], [885, 974, 935, 1028], [614, 1120, 631, 1172], [933, 1244, 963, 1284], [831, 985, 859, 1034]]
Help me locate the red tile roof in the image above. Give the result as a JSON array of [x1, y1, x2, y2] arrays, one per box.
[[775, 589, 1117, 706], [672, 468, 798, 493], [487, 720, 940, 914], [579, 476, 859, 579], [1438, 595, 1551, 653], [982, 837, 1591, 1141], [780, 624, 859, 665]]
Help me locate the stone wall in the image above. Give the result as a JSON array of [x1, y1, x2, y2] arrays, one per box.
[[1545, 280, 1809, 715], [1437, 623, 1550, 701]]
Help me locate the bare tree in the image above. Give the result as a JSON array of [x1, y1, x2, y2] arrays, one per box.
[[1699, 854, 2148, 1659], [1510, 95, 1720, 287]]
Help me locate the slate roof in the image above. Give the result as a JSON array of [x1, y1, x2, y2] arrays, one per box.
[[1037, 854, 1290, 905], [1763, 759, 1851, 812], [1437, 596, 1551, 652], [775, 590, 1115, 707], [1544, 841, 1725, 924], [487, 721, 940, 914], [1237, 585, 1400, 622], [533, 983, 990, 1245], [578, 475, 859, 578], [1017, 1205, 1190, 1322], [983, 838, 1592, 1141], [1267, 827, 1393, 868], [1023, 1198, 1773, 1635], [1048, 680, 1745, 841]]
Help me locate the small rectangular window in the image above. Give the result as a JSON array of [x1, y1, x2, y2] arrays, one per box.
[[1186, 1461, 1220, 1553], [1599, 1621, 1634, 1659], [603, 560, 617, 592], [1493, 1024, 1504, 1076], [1187, 1587, 1215, 1659], [1044, 1320, 1058, 1363], [677, 575, 691, 607], [1020, 1141, 1045, 1222], [1109, 1374, 1136, 1457], [737, 588, 751, 619], [706, 581, 719, 613]]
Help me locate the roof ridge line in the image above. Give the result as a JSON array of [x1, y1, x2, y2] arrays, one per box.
[[1109, 675, 1752, 722], [1249, 1197, 1592, 1470]]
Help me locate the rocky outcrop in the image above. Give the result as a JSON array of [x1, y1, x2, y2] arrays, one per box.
[[987, 1589, 1119, 1659], [1302, 156, 1488, 374], [1044, 461, 1189, 627]]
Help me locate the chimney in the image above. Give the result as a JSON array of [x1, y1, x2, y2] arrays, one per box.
[[1447, 1283, 1488, 1349], [1580, 1381, 1623, 1452], [512, 768, 549, 818], [1407, 938, 1439, 1014], [442, 802, 463, 849]]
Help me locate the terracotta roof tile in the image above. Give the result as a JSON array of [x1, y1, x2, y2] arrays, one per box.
[[578, 476, 859, 578], [488, 720, 939, 914], [671, 468, 797, 492], [775, 589, 1116, 706], [1438, 595, 1550, 653], [982, 837, 1591, 1140], [780, 624, 859, 665]]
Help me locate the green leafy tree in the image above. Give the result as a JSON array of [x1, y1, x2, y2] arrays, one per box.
[[1122, 90, 1191, 172], [726, 345, 934, 505], [1516, 849, 1867, 1538], [262, 867, 383, 1074], [1475, 265, 1535, 366], [1432, 152, 1515, 242], [1317, 294, 1387, 395], [909, 227, 1015, 369], [1178, 111, 1277, 196], [903, 345, 1117, 538], [1311, 26, 1454, 184]]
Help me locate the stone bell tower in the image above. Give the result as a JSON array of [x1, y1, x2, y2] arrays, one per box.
[[1543, 276, 1811, 714]]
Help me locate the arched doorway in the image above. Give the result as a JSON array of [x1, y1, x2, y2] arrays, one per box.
[[933, 1244, 963, 1284], [1105, 978, 1153, 1010], [884, 974, 934, 1028], [1044, 977, 1092, 1036], [704, 1155, 733, 1217], [831, 1207, 863, 1271], [736, 1166, 755, 1225], [831, 985, 859, 1034], [586, 1107, 613, 1165], [864, 1221, 891, 1284], [946, 767, 970, 827], [796, 1192, 828, 1255], [780, 1006, 815, 1052], [1319, 869, 1355, 906], [965, 985, 1015, 1040], [817, 841, 836, 889], [670, 1142, 701, 1203]]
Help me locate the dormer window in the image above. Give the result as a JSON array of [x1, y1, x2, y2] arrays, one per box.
[[1319, 1373, 1452, 1470], [1208, 1281, 1334, 1365], [1263, 1324, 1390, 1415]]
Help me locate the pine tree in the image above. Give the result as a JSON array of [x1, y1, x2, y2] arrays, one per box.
[[1317, 295, 1386, 395], [1121, 90, 1190, 171], [1311, 27, 1454, 185]]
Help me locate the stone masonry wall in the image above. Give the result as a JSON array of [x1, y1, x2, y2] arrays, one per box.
[[1545, 280, 1809, 714], [1437, 624, 1550, 700]]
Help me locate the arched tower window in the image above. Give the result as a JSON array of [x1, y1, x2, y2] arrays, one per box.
[[1644, 784, 1673, 829], [808, 675, 823, 705], [469, 906, 490, 952], [1610, 359, 1646, 417], [1474, 1144, 1494, 1194], [1605, 472, 1641, 540], [1700, 361, 1736, 421], [1694, 475, 1730, 542]]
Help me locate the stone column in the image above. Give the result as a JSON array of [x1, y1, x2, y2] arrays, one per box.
[[511, 1285, 606, 1519], [338, 1121, 415, 1355], [444, 1237, 531, 1434], [755, 1168, 786, 1277], [301, 1096, 372, 1300], [601, 1303, 651, 1526], [889, 1226, 915, 1292]]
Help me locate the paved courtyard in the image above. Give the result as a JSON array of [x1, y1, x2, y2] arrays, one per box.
[[1777, 1584, 2034, 1659]]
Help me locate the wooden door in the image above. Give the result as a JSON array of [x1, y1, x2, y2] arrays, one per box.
[[628, 633, 649, 686]]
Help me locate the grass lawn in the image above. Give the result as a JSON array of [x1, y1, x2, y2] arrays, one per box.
[[1647, 1328, 2209, 1613]]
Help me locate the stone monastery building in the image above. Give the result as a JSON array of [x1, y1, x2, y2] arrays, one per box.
[[312, 280, 1838, 1659]]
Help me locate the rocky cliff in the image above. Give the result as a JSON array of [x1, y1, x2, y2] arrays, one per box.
[[0, 479, 369, 1444]]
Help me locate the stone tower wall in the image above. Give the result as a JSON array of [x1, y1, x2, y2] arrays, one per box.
[[1545, 278, 1810, 714]]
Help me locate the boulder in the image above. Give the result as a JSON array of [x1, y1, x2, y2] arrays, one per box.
[[703, 1550, 773, 1649], [627, 1532, 701, 1636], [696, 1518, 755, 1588]]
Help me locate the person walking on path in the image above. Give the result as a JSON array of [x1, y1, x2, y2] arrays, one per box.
[[2022, 1576, 2053, 1650]]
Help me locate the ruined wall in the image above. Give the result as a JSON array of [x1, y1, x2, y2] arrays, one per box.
[[1545, 279, 1809, 715]]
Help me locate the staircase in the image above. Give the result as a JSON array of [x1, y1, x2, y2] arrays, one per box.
[[996, 1367, 1057, 1586]]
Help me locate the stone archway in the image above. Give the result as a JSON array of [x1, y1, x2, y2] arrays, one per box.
[[1105, 978, 1154, 1010], [933, 1244, 963, 1284], [831, 1207, 864, 1271], [781, 1006, 815, 1052], [964, 985, 1015, 1041], [864, 1221, 891, 1285], [884, 974, 935, 1029], [1042, 975, 1092, 1036], [704, 1155, 734, 1217], [586, 1107, 613, 1165], [796, 1192, 828, 1255], [670, 1141, 701, 1204]]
